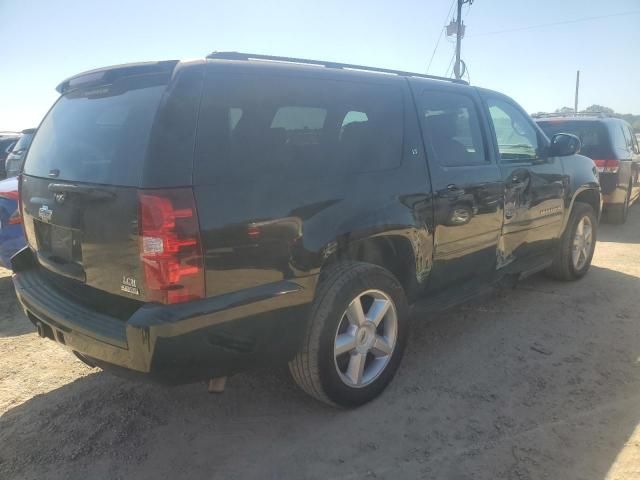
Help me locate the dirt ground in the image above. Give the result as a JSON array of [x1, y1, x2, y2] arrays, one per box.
[[1, 207, 639, 480]]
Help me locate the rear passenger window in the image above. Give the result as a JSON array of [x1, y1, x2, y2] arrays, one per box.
[[195, 74, 403, 182], [419, 91, 487, 166]]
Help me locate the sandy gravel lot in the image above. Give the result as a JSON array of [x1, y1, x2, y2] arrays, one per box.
[[1, 207, 639, 480]]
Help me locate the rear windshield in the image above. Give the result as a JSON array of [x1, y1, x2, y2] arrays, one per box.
[[24, 76, 166, 186], [536, 120, 612, 159]]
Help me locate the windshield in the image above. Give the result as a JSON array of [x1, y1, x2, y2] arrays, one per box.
[[24, 78, 165, 186], [537, 120, 613, 159]]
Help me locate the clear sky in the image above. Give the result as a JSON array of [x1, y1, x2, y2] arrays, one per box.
[[1, 0, 639, 131]]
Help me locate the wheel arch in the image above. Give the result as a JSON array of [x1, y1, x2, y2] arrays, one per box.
[[564, 186, 602, 232], [320, 233, 424, 301]]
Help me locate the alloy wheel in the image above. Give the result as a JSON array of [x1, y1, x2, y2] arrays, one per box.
[[333, 289, 398, 388], [572, 215, 593, 270]]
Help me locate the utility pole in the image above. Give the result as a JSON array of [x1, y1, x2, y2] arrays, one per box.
[[574, 70, 580, 113], [448, 0, 473, 79]]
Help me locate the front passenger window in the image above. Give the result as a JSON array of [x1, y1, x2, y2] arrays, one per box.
[[486, 98, 539, 161]]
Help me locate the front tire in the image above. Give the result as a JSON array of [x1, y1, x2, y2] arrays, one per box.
[[547, 202, 597, 281], [289, 262, 408, 407]]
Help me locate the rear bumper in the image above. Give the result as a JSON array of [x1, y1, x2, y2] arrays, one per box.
[[599, 172, 628, 206], [13, 250, 316, 383]]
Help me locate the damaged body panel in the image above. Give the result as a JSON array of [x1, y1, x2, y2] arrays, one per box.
[[13, 55, 600, 390]]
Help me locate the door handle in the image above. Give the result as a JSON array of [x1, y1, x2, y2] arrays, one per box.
[[446, 184, 460, 192], [511, 176, 524, 184]]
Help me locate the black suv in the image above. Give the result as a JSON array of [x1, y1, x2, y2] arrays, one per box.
[[536, 115, 640, 224], [13, 53, 601, 407]]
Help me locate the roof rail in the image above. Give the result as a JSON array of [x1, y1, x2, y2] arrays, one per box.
[[206, 51, 469, 85], [532, 111, 613, 119], [575, 111, 613, 118]]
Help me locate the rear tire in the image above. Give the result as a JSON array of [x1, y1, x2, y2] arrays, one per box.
[[606, 183, 631, 224], [289, 262, 408, 407], [547, 202, 597, 281]]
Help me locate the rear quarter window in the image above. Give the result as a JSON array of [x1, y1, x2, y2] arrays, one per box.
[[194, 73, 404, 184]]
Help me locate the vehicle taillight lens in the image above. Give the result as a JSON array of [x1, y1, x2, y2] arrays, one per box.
[[593, 159, 620, 173], [0, 187, 22, 225], [8, 209, 22, 225], [138, 188, 205, 304]]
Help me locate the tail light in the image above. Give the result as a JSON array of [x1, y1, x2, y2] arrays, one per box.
[[0, 187, 22, 225], [138, 188, 205, 304], [593, 159, 620, 173]]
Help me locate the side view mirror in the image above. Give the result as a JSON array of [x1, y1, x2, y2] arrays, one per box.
[[549, 133, 581, 157]]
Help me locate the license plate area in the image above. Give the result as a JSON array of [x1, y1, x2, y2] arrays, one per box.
[[34, 221, 82, 262]]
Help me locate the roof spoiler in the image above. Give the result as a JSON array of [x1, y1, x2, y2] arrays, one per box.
[[56, 60, 179, 94]]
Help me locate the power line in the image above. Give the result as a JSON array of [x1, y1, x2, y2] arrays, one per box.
[[426, 0, 456, 73], [425, 28, 446, 74], [470, 10, 640, 37], [445, 51, 456, 78]]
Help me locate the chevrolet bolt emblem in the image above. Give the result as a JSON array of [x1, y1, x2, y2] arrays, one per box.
[[38, 205, 53, 223]]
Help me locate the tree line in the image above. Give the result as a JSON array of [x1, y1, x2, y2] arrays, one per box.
[[532, 105, 640, 133]]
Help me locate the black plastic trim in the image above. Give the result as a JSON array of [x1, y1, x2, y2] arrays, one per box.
[[14, 268, 127, 348]]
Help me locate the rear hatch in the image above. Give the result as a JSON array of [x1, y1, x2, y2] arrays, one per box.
[[21, 61, 205, 307]]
